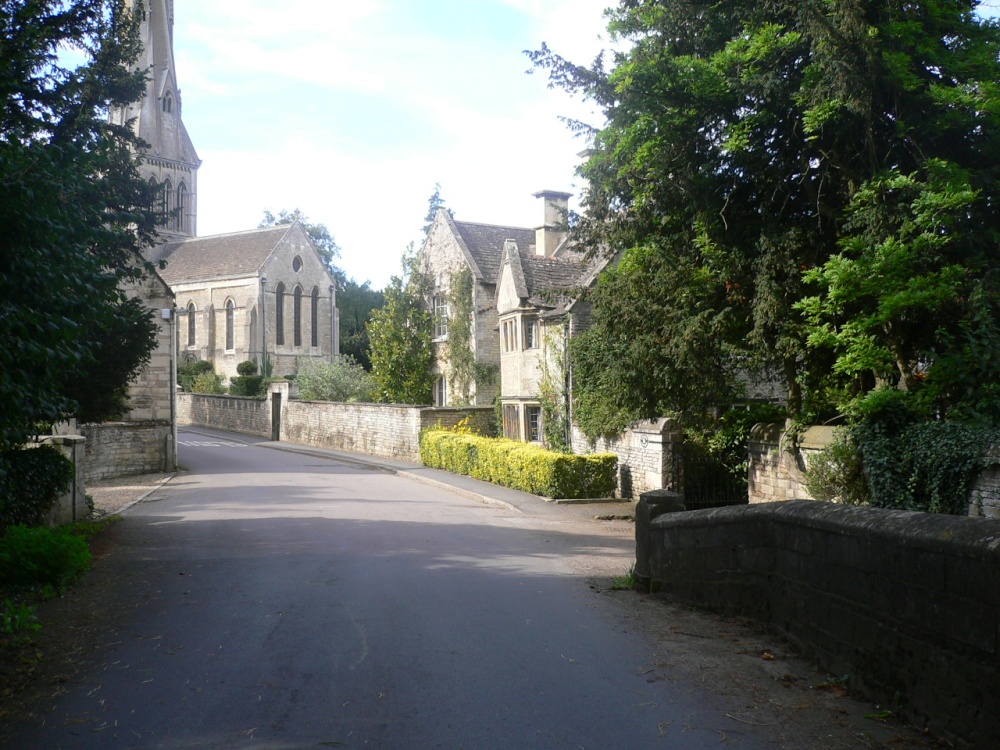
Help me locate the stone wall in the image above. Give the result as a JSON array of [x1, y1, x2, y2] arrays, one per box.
[[178, 391, 493, 463], [177, 393, 271, 438], [641, 500, 1000, 749], [79, 422, 174, 482], [969, 444, 1000, 518], [748, 423, 838, 503], [571, 418, 683, 499]]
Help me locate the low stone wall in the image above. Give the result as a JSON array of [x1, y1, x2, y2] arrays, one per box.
[[177, 393, 270, 438], [283, 401, 492, 462], [177, 391, 493, 463], [641, 500, 1000, 749], [79, 422, 174, 482], [571, 419, 683, 498]]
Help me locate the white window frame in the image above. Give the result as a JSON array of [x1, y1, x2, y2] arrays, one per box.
[[433, 295, 449, 339], [524, 317, 538, 350], [435, 376, 448, 407]]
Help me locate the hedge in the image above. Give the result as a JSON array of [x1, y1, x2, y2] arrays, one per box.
[[420, 430, 617, 499], [0, 445, 74, 533]]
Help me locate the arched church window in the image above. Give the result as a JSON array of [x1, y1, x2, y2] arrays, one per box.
[[163, 92, 172, 113], [225, 299, 235, 351], [293, 286, 303, 347], [187, 302, 196, 346], [275, 283, 285, 346], [310, 287, 319, 348], [161, 178, 172, 225], [176, 183, 187, 233]]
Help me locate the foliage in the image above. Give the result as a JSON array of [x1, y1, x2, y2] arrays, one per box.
[[0, 445, 75, 533], [0, 0, 162, 448], [420, 429, 617, 499], [0, 525, 91, 590], [177, 359, 213, 392], [237, 360, 258, 376], [683, 402, 786, 507], [296, 356, 374, 403], [804, 433, 871, 506], [848, 388, 997, 515], [1, 598, 40, 639], [538, 323, 571, 453], [191, 370, 225, 395], [228, 374, 265, 398], [338, 279, 384, 370], [531, 0, 1000, 428], [367, 244, 435, 404], [445, 267, 476, 405], [259, 208, 341, 277]]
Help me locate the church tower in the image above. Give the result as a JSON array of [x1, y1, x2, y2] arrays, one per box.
[[112, 0, 201, 240]]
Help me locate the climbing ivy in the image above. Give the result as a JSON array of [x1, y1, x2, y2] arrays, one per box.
[[538, 322, 571, 453], [446, 267, 477, 405]]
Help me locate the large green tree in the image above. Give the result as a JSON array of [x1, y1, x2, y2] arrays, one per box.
[[0, 0, 161, 448], [532, 0, 1000, 433], [366, 244, 435, 404]]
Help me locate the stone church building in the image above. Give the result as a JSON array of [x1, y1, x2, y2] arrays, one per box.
[[124, 0, 338, 382], [83, 0, 337, 478]]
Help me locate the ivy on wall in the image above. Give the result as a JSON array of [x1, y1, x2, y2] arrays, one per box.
[[538, 321, 571, 453], [446, 267, 477, 405]]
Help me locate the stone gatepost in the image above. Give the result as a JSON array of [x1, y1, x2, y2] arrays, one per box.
[[630, 418, 684, 495], [634, 488, 685, 591], [39, 435, 87, 526]]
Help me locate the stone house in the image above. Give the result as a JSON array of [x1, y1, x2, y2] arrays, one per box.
[[419, 191, 604, 429], [155, 223, 340, 381], [419, 208, 534, 406], [494, 199, 606, 443]]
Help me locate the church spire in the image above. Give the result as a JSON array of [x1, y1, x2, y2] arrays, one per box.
[[113, 0, 201, 240]]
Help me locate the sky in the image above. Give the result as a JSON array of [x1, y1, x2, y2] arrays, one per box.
[[170, 0, 614, 288]]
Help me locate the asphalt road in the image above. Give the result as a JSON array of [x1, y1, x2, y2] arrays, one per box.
[[3, 429, 803, 749]]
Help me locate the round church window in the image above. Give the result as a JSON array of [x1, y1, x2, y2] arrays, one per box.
[[292, 256, 302, 273]]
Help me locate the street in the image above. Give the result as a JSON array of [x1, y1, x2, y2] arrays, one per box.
[[1, 428, 919, 749]]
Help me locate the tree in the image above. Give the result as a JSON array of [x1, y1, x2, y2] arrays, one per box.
[[337, 279, 384, 370], [531, 0, 1000, 432], [296, 356, 374, 403], [422, 182, 452, 237], [366, 244, 435, 404], [0, 0, 162, 448], [259, 208, 341, 278]]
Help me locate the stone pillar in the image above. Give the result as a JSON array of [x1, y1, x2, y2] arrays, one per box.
[[631, 418, 684, 493], [634, 488, 685, 591], [39, 435, 87, 526]]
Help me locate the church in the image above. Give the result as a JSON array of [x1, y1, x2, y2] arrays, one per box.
[[119, 0, 339, 382]]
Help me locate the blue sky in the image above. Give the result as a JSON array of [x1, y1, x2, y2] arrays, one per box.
[[171, 0, 612, 287], [169, 1, 1000, 288]]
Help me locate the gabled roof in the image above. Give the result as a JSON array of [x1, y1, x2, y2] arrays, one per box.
[[498, 240, 596, 317], [450, 215, 536, 284], [155, 225, 293, 284]]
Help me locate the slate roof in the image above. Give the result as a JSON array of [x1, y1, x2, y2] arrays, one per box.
[[154, 225, 292, 284], [454, 220, 536, 284]]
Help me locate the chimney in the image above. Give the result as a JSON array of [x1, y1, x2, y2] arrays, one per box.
[[533, 190, 572, 257]]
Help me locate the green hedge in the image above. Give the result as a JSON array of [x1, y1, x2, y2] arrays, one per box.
[[0, 445, 74, 533], [420, 430, 617, 499]]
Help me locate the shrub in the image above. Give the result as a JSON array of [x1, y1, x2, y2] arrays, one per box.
[[191, 371, 225, 394], [296, 356, 374, 402], [236, 360, 258, 376], [229, 374, 266, 397], [0, 525, 91, 589], [0, 446, 74, 533], [804, 433, 870, 506], [178, 359, 213, 391], [420, 430, 616, 499]]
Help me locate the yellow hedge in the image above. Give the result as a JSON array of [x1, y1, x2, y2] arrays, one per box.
[[420, 430, 617, 499]]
